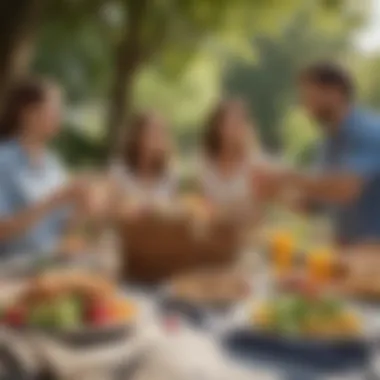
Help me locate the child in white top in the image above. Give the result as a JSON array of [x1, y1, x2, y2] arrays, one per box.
[[112, 111, 177, 210], [199, 99, 263, 213]]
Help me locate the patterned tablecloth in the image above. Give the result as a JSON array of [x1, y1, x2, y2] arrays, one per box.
[[1, 264, 380, 380], [0, 289, 158, 380]]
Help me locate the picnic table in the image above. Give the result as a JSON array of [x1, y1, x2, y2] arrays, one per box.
[[1, 252, 380, 380], [135, 262, 380, 380]]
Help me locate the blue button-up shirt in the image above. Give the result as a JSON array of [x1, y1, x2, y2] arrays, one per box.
[[0, 140, 70, 257], [317, 107, 380, 244]]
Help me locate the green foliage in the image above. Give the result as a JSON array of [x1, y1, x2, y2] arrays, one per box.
[[354, 55, 380, 110], [223, 5, 360, 152], [30, 0, 367, 167], [52, 124, 105, 168], [34, 4, 113, 102], [135, 54, 221, 151], [281, 109, 321, 166]]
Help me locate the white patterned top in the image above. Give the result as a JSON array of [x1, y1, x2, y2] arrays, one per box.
[[110, 162, 178, 206], [198, 155, 261, 208]]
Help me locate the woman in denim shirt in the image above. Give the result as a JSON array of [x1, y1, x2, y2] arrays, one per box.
[[0, 78, 86, 258]]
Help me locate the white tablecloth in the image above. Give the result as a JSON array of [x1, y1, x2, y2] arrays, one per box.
[[1, 263, 380, 380]]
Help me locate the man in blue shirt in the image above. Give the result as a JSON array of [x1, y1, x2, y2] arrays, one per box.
[[254, 62, 380, 246]]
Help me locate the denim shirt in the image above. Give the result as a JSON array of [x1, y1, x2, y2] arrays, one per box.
[[0, 140, 70, 257], [317, 107, 380, 244]]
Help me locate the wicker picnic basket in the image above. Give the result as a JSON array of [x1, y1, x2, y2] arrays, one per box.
[[120, 214, 243, 283]]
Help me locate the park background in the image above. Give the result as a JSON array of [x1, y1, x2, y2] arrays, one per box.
[[3, 0, 379, 166], [2, 0, 380, 242]]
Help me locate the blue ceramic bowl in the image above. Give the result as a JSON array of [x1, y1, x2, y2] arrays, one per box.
[[223, 328, 370, 372]]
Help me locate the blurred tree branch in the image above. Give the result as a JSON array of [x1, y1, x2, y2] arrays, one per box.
[[0, 0, 45, 108], [105, 0, 149, 160], [104, 0, 307, 161], [16, 0, 361, 166]]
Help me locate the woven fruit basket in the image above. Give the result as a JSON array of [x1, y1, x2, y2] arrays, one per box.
[[120, 209, 243, 283]]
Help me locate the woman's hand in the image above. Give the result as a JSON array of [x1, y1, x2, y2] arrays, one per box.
[[0, 180, 88, 242], [51, 175, 115, 216], [49, 178, 89, 207], [58, 233, 89, 257]]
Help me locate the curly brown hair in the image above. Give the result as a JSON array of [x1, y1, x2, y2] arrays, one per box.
[[299, 61, 354, 100], [203, 99, 259, 160], [0, 77, 53, 141], [123, 112, 170, 177]]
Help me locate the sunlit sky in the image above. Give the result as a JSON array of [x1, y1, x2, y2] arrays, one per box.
[[355, 0, 380, 53]]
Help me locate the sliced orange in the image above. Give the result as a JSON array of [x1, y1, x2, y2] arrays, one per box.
[[111, 298, 138, 322]]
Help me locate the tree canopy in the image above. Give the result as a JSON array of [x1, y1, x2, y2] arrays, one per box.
[[0, 0, 368, 166]]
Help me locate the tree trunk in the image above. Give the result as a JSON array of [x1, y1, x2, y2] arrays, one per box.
[[105, 44, 139, 163], [0, 0, 44, 108], [105, 0, 149, 163]]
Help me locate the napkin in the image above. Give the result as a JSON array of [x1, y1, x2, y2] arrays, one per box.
[[0, 323, 159, 380], [130, 324, 270, 380]]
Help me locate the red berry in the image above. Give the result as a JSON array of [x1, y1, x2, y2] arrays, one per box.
[[3, 306, 26, 327], [163, 315, 181, 333], [86, 299, 112, 326]]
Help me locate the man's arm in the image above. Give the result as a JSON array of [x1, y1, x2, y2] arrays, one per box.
[[252, 163, 365, 207], [275, 187, 324, 214], [295, 116, 380, 205], [287, 170, 364, 205]]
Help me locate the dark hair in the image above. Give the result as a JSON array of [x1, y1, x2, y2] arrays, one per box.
[[123, 112, 169, 177], [0, 78, 52, 141], [203, 99, 245, 159], [300, 62, 355, 99]]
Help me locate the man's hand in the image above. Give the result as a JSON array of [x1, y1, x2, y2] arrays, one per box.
[[252, 163, 364, 205], [251, 163, 292, 202]]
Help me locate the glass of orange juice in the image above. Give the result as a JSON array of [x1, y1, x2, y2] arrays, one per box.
[[270, 230, 295, 276], [307, 248, 334, 284]]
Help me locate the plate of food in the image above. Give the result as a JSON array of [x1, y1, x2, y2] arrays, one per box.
[[279, 254, 380, 304], [0, 272, 138, 346], [160, 270, 251, 325], [222, 290, 373, 371]]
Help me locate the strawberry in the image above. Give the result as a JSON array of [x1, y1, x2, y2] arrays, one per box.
[[3, 305, 26, 327], [85, 298, 113, 326], [163, 315, 181, 333]]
